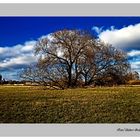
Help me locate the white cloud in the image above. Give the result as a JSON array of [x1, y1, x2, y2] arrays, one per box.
[[98, 23, 140, 50], [127, 50, 140, 74], [130, 61, 140, 75], [21, 41, 36, 52], [0, 55, 36, 68], [93, 24, 140, 75], [0, 47, 9, 54], [0, 40, 37, 71], [131, 61, 140, 69], [127, 50, 140, 57], [0, 35, 53, 80], [92, 26, 104, 34], [0, 41, 37, 81]]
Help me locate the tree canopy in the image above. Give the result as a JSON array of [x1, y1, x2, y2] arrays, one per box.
[[21, 29, 130, 89]]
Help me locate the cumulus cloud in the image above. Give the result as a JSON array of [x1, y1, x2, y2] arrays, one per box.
[[0, 47, 9, 54], [130, 61, 140, 74], [0, 40, 37, 69], [127, 50, 140, 74], [0, 55, 36, 68], [0, 33, 55, 80], [127, 50, 140, 57], [20, 41, 35, 52], [0, 40, 38, 80], [92, 26, 104, 34], [94, 23, 140, 51], [92, 23, 140, 75]]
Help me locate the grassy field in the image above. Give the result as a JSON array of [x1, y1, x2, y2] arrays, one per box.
[[0, 85, 140, 123]]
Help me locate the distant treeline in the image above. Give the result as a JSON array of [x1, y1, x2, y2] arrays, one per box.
[[0, 79, 25, 85]]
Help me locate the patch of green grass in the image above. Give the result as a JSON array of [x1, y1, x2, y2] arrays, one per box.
[[0, 86, 140, 123]]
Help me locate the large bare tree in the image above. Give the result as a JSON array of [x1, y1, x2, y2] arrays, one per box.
[[21, 29, 130, 88]]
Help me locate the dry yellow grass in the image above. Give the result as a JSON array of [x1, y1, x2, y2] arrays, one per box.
[[0, 86, 140, 123]]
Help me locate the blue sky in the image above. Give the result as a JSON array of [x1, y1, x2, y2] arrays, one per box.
[[0, 17, 140, 80]]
